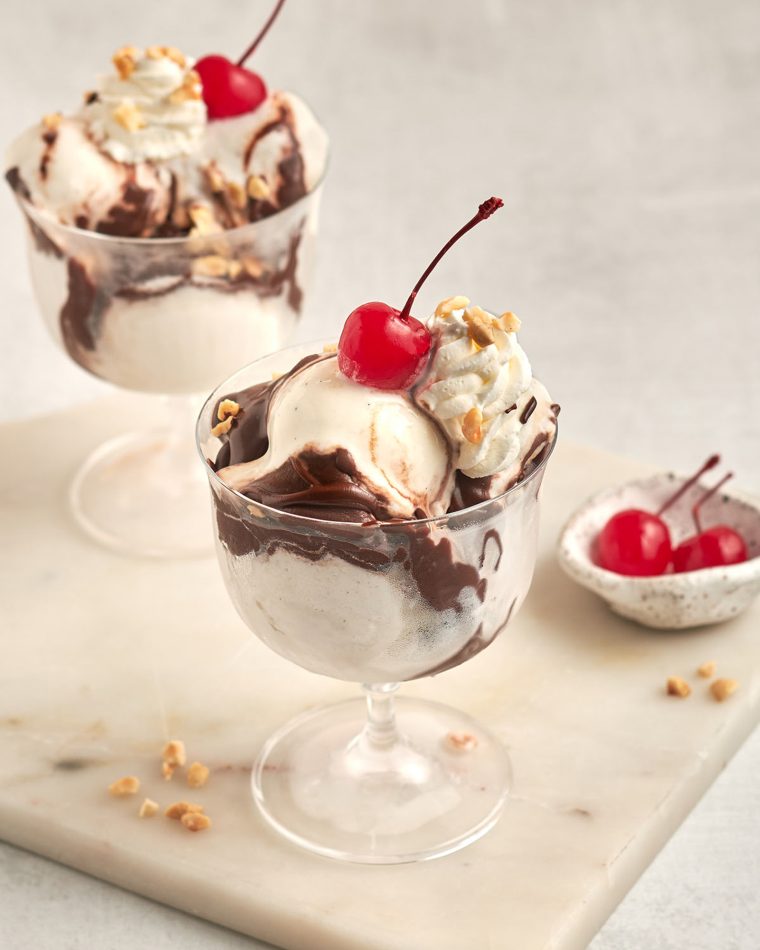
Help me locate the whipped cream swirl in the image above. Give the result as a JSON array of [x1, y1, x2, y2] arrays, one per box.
[[85, 46, 206, 163], [418, 299, 533, 478]]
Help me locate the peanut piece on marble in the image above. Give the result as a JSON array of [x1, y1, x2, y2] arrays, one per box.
[[187, 762, 210, 789], [666, 676, 691, 698], [165, 801, 204, 820], [181, 811, 212, 832], [710, 678, 739, 702], [108, 775, 140, 797], [138, 798, 159, 818]]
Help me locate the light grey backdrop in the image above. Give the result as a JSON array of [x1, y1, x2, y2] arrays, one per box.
[[1, 1, 759, 948]]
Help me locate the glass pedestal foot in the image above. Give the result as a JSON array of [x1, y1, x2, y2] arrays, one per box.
[[252, 695, 511, 864]]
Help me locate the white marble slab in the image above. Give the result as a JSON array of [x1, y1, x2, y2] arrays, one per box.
[[0, 396, 758, 950]]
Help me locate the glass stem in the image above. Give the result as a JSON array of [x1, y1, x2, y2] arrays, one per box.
[[160, 394, 206, 482], [361, 682, 400, 750]]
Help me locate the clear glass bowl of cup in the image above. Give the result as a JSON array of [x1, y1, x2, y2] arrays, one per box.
[[14, 183, 324, 557], [196, 341, 556, 863]]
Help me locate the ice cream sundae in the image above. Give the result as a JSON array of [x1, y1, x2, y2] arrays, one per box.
[[6, 0, 328, 393], [200, 198, 558, 681]]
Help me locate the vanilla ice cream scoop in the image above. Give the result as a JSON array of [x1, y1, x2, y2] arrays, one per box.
[[418, 298, 553, 479], [216, 355, 455, 522]]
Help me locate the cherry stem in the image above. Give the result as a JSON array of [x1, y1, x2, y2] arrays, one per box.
[[237, 0, 288, 67], [692, 472, 733, 532], [656, 454, 720, 517], [399, 197, 504, 320]]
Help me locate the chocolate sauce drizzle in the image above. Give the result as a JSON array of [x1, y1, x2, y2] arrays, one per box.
[[520, 395, 538, 424]]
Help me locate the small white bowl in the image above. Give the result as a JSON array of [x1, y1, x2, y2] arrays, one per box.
[[557, 472, 760, 629]]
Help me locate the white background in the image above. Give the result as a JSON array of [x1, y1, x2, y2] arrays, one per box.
[[1, 1, 759, 947]]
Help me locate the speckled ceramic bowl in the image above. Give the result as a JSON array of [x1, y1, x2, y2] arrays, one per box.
[[558, 472, 760, 629]]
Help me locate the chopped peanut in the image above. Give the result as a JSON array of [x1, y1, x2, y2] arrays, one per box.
[[697, 661, 717, 679], [181, 811, 212, 832], [112, 102, 145, 133], [211, 417, 235, 438], [435, 295, 470, 318], [146, 45, 186, 68], [498, 311, 522, 333], [112, 45, 139, 80], [217, 399, 241, 422], [162, 740, 186, 767], [322, 342, 338, 354], [462, 407, 484, 444], [227, 181, 248, 209], [242, 256, 265, 279], [711, 678, 739, 702], [247, 175, 271, 201], [108, 775, 140, 797], [187, 762, 210, 789], [666, 676, 691, 698], [138, 798, 159, 818], [42, 113, 62, 132], [464, 306, 497, 347], [446, 731, 478, 752], [188, 204, 222, 236], [192, 255, 230, 278], [204, 165, 225, 194], [165, 801, 204, 820]]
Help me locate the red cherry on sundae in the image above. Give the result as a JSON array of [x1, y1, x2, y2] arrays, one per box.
[[338, 196, 504, 390], [597, 454, 720, 576], [196, 0, 287, 119], [672, 473, 748, 572]]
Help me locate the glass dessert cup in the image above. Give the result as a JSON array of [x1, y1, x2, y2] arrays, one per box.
[[197, 342, 556, 863], [17, 185, 324, 558]]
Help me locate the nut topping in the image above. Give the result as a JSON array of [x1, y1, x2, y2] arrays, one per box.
[[435, 296, 470, 318], [188, 203, 222, 236], [108, 775, 141, 797], [697, 661, 716, 679], [666, 676, 691, 698], [211, 417, 235, 438], [112, 45, 139, 80], [217, 399, 241, 422], [710, 678, 739, 702], [181, 811, 212, 832], [112, 102, 146, 133], [464, 306, 497, 347], [462, 407, 484, 444], [146, 45, 186, 68], [165, 801, 204, 820], [499, 311, 522, 333], [138, 798, 159, 818], [247, 175, 271, 201], [187, 762, 210, 789], [192, 255, 230, 279]]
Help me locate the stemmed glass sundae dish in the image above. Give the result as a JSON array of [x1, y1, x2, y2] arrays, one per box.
[[5, 0, 328, 557], [198, 197, 558, 862]]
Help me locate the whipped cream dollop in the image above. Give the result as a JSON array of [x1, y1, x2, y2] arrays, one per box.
[[418, 298, 535, 479], [84, 45, 206, 163]]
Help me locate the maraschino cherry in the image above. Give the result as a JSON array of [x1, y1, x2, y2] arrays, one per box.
[[195, 0, 287, 119], [338, 197, 504, 390], [672, 473, 748, 572], [596, 455, 720, 576]]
